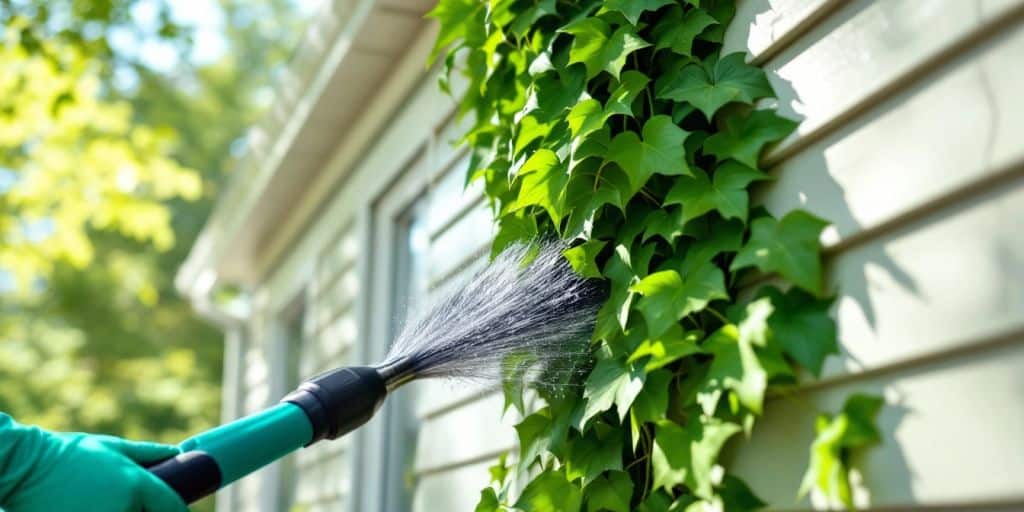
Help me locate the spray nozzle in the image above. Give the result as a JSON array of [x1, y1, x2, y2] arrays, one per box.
[[375, 357, 417, 391], [282, 366, 388, 444]]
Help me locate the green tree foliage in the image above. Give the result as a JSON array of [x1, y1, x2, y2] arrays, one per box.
[[0, 0, 308, 446], [431, 1, 882, 510]]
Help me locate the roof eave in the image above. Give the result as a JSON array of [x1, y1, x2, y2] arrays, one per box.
[[176, 0, 435, 302]]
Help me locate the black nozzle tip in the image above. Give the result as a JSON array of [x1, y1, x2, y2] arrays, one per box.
[[375, 357, 417, 391], [282, 366, 387, 444]]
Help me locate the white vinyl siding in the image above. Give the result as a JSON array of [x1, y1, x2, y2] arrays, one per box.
[[290, 223, 360, 511], [721, 0, 1024, 508]]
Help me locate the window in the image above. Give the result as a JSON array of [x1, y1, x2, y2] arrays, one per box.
[[347, 150, 431, 512]]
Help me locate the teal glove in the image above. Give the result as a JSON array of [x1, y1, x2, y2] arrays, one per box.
[[0, 414, 188, 512]]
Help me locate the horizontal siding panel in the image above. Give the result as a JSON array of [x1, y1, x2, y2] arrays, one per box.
[[413, 378, 495, 420], [414, 255, 493, 418], [759, 19, 1024, 249], [427, 155, 484, 238], [427, 204, 493, 287], [318, 314, 356, 361], [821, 173, 1024, 381], [316, 228, 358, 285], [413, 460, 493, 512], [431, 111, 474, 180], [413, 392, 517, 474], [729, 339, 1024, 509], [295, 436, 346, 468], [757, 0, 1023, 164], [315, 271, 358, 332], [724, 0, 841, 61]]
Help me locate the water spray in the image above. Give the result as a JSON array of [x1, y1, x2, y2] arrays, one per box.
[[147, 241, 603, 504]]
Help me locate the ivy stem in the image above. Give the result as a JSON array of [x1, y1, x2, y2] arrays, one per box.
[[684, 315, 701, 330], [594, 162, 608, 192], [640, 424, 653, 503], [638, 187, 658, 205], [706, 306, 730, 325], [625, 453, 650, 471]]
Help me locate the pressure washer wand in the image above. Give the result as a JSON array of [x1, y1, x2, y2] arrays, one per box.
[[146, 241, 601, 504]]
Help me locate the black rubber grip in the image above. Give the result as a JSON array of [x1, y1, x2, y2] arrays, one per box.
[[282, 366, 387, 443], [147, 450, 222, 504]]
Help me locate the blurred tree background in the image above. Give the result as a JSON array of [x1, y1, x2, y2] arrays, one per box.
[[0, 0, 314, 453]]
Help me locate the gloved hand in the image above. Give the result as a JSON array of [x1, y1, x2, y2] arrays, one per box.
[[0, 414, 188, 512]]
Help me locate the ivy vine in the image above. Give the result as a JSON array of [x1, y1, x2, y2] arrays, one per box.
[[429, 1, 882, 510]]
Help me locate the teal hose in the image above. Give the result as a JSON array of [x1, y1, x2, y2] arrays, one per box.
[[178, 402, 313, 487], [146, 366, 387, 504]]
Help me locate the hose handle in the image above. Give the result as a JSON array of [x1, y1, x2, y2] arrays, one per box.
[[146, 450, 222, 504], [144, 366, 389, 505]]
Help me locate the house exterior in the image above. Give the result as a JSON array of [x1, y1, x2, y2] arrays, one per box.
[[177, 1, 1024, 511]]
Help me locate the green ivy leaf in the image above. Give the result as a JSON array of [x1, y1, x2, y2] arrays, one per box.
[[641, 207, 685, 245], [567, 98, 609, 139], [489, 452, 510, 485], [696, 299, 773, 415], [651, 417, 741, 498], [651, 6, 718, 56], [516, 468, 584, 512], [427, 0, 486, 62], [703, 109, 798, 168], [564, 239, 608, 278], [701, 0, 737, 43], [629, 368, 671, 449], [593, 245, 638, 339], [606, 70, 650, 117], [799, 394, 884, 509], [509, 0, 559, 39], [509, 149, 569, 224], [607, 115, 691, 191], [603, 0, 676, 25], [564, 160, 634, 239], [841, 394, 885, 446], [627, 325, 703, 371], [566, 156, 634, 212], [571, 125, 612, 167], [514, 115, 554, 158], [654, 53, 773, 120], [582, 357, 646, 425], [758, 286, 838, 376], [678, 216, 745, 276], [603, 26, 653, 80], [718, 474, 767, 511], [475, 487, 501, 512], [492, 210, 539, 259], [585, 470, 634, 512], [532, 66, 588, 121], [664, 161, 769, 224], [731, 210, 829, 294], [567, 426, 624, 485], [631, 262, 728, 338], [516, 409, 553, 472], [562, 17, 611, 77], [562, 18, 650, 79], [502, 350, 538, 414], [636, 491, 673, 512]]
